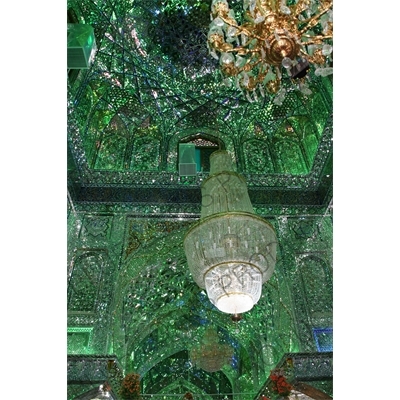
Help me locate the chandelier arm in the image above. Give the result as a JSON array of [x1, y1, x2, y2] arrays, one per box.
[[218, 43, 263, 53], [300, 35, 333, 45], [298, 3, 333, 35], [299, 48, 310, 58], [256, 0, 279, 14], [292, 0, 313, 17], [239, 29, 267, 42], [275, 65, 282, 78], [238, 58, 264, 75], [215, 15, 268, 42]]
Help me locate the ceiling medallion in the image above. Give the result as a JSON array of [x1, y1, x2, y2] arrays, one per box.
[[207, 0, 333, 103]]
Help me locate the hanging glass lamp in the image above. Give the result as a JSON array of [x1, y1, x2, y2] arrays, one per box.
[[184, 150, 277, 314]]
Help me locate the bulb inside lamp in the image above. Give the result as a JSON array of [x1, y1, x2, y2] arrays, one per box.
[[204, 262, 262, 314]]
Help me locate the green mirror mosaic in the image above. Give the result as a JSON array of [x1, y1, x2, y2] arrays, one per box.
[[67, 0, 333, 399]]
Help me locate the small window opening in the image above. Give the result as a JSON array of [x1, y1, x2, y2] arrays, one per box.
[[178, 135, 223, 175]]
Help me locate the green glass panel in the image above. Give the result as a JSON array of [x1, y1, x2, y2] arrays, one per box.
[[67, 327, 94, 354], [67, 24, 95, 48], [94, 135, 127, 170], [303, 133, 319, 166], [243, 139, 274, 173], [275, 140, 308, 174], [132, 138, 160, 171], [67, 0, 333, 396]]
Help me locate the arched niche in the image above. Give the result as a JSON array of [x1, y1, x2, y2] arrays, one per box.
[[243, 139, 274, 173], [272, 118, 322, 174], [93, 114, 129, 170], [285, 116, 321, 168], [298, 255, 333, 330], [167, 129, 230, 172], [130, 136, 160, 171], [311, 92, 331, 136], [111, 220, 297, 395], [178, 132, 224, 173], [85, 93, 159, 171], [141, 350, 233, 398], [68, 250, 107, 313], [274, 139, 308, 174]]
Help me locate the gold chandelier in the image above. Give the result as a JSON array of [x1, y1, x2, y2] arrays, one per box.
[[207, 0, 333, 103]]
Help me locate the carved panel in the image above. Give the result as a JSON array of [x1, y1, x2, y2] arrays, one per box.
[[68, 249, 108, 313]]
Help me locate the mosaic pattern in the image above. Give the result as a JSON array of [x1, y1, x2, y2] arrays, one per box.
[[67, 0, 333, 398], [67, 355, 124, 399], [67, 0, 333, 213], [68, 327, 94, 355], [67, 212, 332, 399]]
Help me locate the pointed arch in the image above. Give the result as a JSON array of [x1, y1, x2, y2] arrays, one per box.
[[243, 139, 274, 173]]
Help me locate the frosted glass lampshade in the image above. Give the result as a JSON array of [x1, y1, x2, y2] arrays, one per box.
[[204, 262, 262, 314], [184, 150, 277, 314]]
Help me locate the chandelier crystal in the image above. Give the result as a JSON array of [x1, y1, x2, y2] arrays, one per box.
[[207, 0, 333, 103], [184, 150, 277, 314]]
